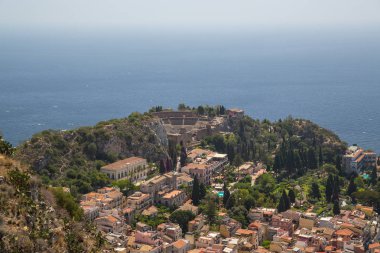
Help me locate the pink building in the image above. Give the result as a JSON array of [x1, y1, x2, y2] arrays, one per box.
[[135, 230, 162, 246]]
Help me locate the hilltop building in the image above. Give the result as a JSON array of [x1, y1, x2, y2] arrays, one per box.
[[100, 157, 149, 182], [342, 146, 377, 175], [226, 108, 244, 119], [157, 189, 186, 208], [181, 148, 228, 185], [152, 110, 228, 146]]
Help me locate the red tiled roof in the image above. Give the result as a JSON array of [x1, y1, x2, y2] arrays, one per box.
[[369, 242, 380, 249], [162, 190, 183, 199], [173, 239, 187, 249], [236, 229, 255, 235], [335, 228, 354, 236], [96, 215, 118, 223]]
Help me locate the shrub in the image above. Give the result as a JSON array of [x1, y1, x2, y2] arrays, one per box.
[[7, 169, 30, 194], [51, 187, 83, 221]]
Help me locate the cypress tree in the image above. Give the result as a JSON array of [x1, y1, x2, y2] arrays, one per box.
[[277, 195, 286, 213], [325, 174, 333, 203], [333, 200, 340, 215], [226, 143, 235, 162], [311, 182, 321, 199], [180, 145, 187, 167], [371, 166, 378, 185], [225, 193, 235, 209], [192, 176, 200, 206], [307, 148, 317, 169], [220, 105, 226, 115], [332, 175, 340, 201], [282, 190, 290, 210], [335, 155, 342, 175], [274, 154, 282, 173], [347, 177, 357, 195], [335, 176, 340, 194], [288, 189, 296, 203], [223, 183, 230, 206]]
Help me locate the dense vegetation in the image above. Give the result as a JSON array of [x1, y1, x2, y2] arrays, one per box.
[[15, 112, 168, 195], [222, 162, 380, 227], [203, 116, 346, 178]]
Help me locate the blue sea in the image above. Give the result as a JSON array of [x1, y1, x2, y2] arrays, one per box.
[[1, 27, 380, 152]]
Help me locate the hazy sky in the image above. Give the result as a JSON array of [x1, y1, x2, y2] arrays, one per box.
[[1, 0, 380, 31]]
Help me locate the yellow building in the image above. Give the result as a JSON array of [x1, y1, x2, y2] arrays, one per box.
[[101, 156, 148, 182]]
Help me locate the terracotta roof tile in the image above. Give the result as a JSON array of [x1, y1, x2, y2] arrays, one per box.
[[163, 190, 183, 199], [236, 229, 255, 235], [173, 239, 187, 249], [335, 228, 354, 236]]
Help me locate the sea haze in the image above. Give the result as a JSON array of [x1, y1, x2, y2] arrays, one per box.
[[1, 28, 380, 152]]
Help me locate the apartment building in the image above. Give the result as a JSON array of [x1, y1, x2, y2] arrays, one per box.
[[140, 172, 178, 198], [125, 191, 153, 213], [94, 214, 123, 233], [158, 189, 186, 208], [81, 187, 123, 212], [342, 146, 377, 175], [182, 148, 228, 185]]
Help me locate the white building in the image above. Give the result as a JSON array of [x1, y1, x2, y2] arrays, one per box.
[[342, 146, 377, 175]]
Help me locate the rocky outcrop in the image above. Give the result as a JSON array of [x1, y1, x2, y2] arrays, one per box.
[[149, 118, 169, 148], [15, 114, 169, 183]]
